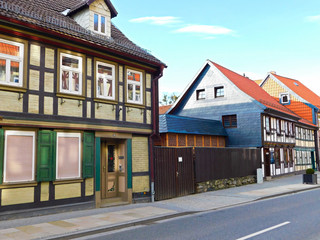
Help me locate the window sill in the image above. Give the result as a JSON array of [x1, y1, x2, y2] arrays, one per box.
[[53, 179, 83, 185], [56, 93, 85, 101], [125, 103, 145, 109], [0, 181, 38, 189], [94, 98, 117, 105], [0, 85, 27, 93]]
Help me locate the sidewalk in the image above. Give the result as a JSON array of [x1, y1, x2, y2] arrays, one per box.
[[1, 173, 320, 240]]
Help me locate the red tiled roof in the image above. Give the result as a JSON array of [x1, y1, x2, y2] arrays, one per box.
[[271, 73, 320, 109], [159, 105, 172, 114], [298, 118, 317, 128], [210, 61, 299, 118]]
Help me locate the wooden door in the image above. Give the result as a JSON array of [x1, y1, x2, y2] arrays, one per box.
[[264, 148, 271, 177]]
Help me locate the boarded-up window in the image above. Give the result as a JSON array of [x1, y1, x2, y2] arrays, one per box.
[[212, 136, 217, 147], [204, 136, 210, 147], [168, 133, 176, 147], [56, 133, 81, 179], [222, 115, 237, 128], [4, 131, 35, 182], [187, 135, 194, 146], [196, 136, 202, 146], [178, 134, 186, 146]]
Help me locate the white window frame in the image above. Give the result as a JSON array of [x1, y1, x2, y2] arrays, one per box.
[[56, 132, 81, 180], [60, 53, 83, 95], [0, 38, 24, 87], [280, 93, 290, 104], [127, 69, 143, 105], [96, 61, 115, 100], [3, 130, 35, 183], [93, 13, 107, 34], [196, 89, 206, 100], [214, 86, 225, 98]]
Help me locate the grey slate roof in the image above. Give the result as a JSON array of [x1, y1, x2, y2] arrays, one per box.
[[159, 114, 227, 136], [0, 0, 165, 66]]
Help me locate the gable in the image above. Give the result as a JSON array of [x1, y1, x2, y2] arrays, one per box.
[[90, 0, 111, 17]]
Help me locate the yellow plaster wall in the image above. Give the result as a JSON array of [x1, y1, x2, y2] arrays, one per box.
[[119, 66, 123, 82], [85, 178, 94, 196], [126, 107, 144, 123], [146, 92, 151, 107], [30, 44, 41, 67], [146, 74, 151, 89], [146, 110, 151, 124], [29, 69, 40, 91], [132, 136, 149, 172], [58, 98, 83, 117], [0, 90, 23, 112], [55, 183, 81, 200], [132, 176, 150, 193], [87, 58, 92, 77], [87, 102, 91, 118], [40, 182, 49, 202], [45, 48, 55, 69], [2, 187, 34, 206], [119, 85, 123, 102], [95, 103, 116, 120], [28, 94, 39, 114], [44, 72, 54, 93], [44, 96, 53, 115], [87, 80, 92, 98]]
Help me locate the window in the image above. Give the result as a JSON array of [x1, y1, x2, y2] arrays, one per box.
[[280, 93, 290, 104], [222, 115, 237, 128], [127, 69, 143, 104], [289, 123, 293, 136], [0, 38, 24, 87], [94, 13, 106, 34], [215, 86, 224, 98], [285, 122, 289, 136], [4, 131, 35, 183], [276, 119, 281, 135], [56, 132, 81, 180], [265, 116, 271, 133], [196, 89, 205, 100], [274, 148, 280, 169], [60, 53, 82, 95], [96, 61, 115, 100]]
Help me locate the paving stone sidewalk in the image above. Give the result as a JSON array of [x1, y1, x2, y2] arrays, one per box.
[[0, 173, 319, 240]]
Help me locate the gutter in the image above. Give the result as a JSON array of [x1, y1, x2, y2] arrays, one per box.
[[149, 65, 165, 202]]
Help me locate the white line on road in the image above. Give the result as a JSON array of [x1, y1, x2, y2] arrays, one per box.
[[236, 221, 290, 240]]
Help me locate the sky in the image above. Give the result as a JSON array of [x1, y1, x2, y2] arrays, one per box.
[[111, 0, 320, 100]]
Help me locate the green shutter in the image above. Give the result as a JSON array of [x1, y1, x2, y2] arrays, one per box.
[[82, 132, 94, 178], [37, 130, 56, 182], [0, 129, 4, 184]]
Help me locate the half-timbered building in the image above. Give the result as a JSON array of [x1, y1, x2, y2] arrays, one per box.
[[0, 0, 165, 215], [167, 60, 301, 178], [260, 73, 319, 171]]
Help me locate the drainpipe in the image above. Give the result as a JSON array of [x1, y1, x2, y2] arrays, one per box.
[[149, 65, 164, 202]]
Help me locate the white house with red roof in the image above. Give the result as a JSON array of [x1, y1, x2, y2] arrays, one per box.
[[168, 60, 306, 178]]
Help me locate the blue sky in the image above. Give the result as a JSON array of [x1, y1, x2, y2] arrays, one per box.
[[112, 0, 320, 98]]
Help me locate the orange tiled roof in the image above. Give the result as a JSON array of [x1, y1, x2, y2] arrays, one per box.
[[272, 73, 320, 109], [210, 61, 299, 118], [159, 105, 172, 114]]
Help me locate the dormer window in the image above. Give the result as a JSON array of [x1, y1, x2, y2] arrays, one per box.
[[280, 93, 290, 104], [94, 13, 106, 34]]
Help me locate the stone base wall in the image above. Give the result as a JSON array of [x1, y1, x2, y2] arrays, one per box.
[[196, 175, 256, 193]]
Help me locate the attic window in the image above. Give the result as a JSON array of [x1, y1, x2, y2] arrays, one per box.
[[196, 89, 205, 100], [94, 13, 106, 34], [280, 93, 290, 104], [294, 82, 299, 86], [215, 86, 224, 98]]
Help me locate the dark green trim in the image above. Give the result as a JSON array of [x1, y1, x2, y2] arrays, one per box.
[[0, 129, 4, 184], [127, 139, 132, 189], [95, 137, 101, 192], [82, 132, 94, 178]]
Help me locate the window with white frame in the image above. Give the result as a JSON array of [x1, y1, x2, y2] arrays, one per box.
[[4, 131, 35, 183], [60, 53, 82, 95], [96, 61, 115, 100], [214, 86, 224, 98], [196, 89, 206, 100], [280, 93, 290, 104], [265, 116, 271, 133], [127, 69, 143, 104], [94, 13, 106, 34], [0, 38, 24, 87], [56, 132, 81, 180]]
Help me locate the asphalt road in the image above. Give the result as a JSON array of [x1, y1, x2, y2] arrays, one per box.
[[73, 189, 320, 240]]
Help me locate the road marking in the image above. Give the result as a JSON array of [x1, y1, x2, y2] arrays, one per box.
[[236, 221, 290, 240]]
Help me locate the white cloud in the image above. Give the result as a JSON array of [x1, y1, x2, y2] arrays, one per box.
[[175, 24, 233, 35], [130, 16, 181, 25], [306, 15, 320, 22]]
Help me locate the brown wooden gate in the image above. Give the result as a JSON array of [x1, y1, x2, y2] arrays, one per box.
[[154, 147, 194, 201]]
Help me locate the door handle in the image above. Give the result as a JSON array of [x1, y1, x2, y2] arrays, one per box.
[[176, 171, 179, 177], [103, 166, 106, 172]]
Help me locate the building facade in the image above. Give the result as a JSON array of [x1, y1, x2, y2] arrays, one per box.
[[0, 0, 165, 213], [168, 60, 301, 178]]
